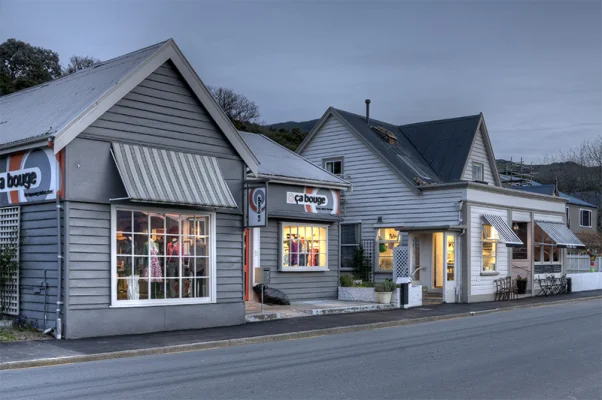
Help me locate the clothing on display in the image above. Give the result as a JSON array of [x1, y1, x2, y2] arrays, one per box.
[[141, 240, 163, 282]]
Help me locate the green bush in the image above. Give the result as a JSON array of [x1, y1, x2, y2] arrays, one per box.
[[352, 246, 372, 282], [358, 281, 374, 288], [340, 275, 354, 287], [374, 279, 398, 293]]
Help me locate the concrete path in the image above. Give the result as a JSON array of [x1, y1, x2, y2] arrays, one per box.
[[2, 300, 600, 400], [0, 290, 600, 370]]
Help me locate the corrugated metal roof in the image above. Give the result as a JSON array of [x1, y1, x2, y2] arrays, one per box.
[[0, 41, 167, 146], [482, 214, 524, 247], [239, 131, 349, 187], [111, 142, 237, 208], [535, 220, 585, 248]]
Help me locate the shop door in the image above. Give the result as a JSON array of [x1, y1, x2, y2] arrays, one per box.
[[244, 229, 250, 301], [443, 233, 456, 303]]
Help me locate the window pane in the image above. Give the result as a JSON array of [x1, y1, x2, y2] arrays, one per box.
[[341, 224, 359, 245], [341, 246, 357, 268], [166, 214, 179, 235], [117, 278, 128, 300], [117, 257, 132, 278], [150, 281, 165, 299], [165, 279, 180, 299], [483, 241, 496, 271], [133, 212, 148, 233], [193, 278, 209, 298], [379, 256, 392, 271], [117, 234, 132, 255], [116, 211, 132, 233], [318, 253, 327, 267], [194, 258, 208, 277], [133, 234, 149, 255], [553, 246, 560, 262], [150, 213, 165, 235]]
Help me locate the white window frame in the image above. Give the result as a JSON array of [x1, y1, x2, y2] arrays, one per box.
[[323, 157, 343, 176], [375, 228, 400, 272], [481, 224, 499, 273], [472, 162, 484, 182], [580, 209, 592, 228], [279, 221, 329, 272], [533, 225, 560, 266], [110, 205, 217, 307], [340, 223, 361, 270]]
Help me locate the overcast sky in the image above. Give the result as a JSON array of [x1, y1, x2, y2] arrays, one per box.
[[1, 0, 600, 162]]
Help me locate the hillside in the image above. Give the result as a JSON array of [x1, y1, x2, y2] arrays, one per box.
[[268, 119, 319, 133]]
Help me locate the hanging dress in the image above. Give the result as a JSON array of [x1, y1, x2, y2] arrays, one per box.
[[142, 240, 163, 282]]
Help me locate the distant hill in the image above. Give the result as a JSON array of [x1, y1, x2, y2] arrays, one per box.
[[268, 119, 319, 133]]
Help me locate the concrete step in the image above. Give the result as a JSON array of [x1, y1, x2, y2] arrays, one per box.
[[303, 303, 396, 316], [245, 312, 281, 323]]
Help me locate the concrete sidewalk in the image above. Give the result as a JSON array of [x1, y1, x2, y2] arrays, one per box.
[[1, 290, 601, 370]]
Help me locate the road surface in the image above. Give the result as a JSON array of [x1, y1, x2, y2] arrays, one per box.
[[2, 300, 601, 399]]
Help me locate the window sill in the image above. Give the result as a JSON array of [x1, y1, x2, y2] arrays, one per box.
[[480, 271, 499, 276], [279, 267, 329, 272], [110, 298, 214, 308]]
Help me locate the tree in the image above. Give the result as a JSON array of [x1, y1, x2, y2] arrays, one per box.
[[207, 86, 260, 124], [64, 55, 100, 74], [0, 38, 62, 95]]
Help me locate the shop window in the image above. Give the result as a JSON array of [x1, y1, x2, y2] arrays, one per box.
[[534, 225, 559, 264], [511, 222, 528, 260], [281, 223, 328, 271], [482, 224, 499, 272], [340, 224, 360, 269], [376, 228, 400, 271], [113, 207, 213, 305], [323, 158, 343, 176], [580, 209, 592, 228], [472, 162, 484, 182]]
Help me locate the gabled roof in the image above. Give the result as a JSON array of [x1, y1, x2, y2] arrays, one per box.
[[298, 107, 490, 190], [0, 39, 259, 174], [399, 114, 482, 182], [512, 184, 597, 208], [240, 131, 350, 189]]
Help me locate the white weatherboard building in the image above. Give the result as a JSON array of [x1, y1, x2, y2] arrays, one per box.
[[297, 104, 585, 303]]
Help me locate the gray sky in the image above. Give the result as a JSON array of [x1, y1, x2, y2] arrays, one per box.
[[1, 0, 600, 162]]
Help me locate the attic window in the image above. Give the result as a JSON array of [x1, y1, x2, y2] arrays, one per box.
[[371, 126, 397, 145], [472, 162, 484, 182]]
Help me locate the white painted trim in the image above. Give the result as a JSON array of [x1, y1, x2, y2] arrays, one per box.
[[579, 208, 592, 228], [110, 204, 217, 307], [279, 221, 329, 271], [52, 40, 259, 175]]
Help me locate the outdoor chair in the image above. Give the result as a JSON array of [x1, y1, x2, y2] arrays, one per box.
[[506, 276, 518, 300], [536, 277, 551, 296], [558, 274, 568, 294], [494, 278, 507, 301]]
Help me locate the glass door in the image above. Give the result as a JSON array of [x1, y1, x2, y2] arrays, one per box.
[[443, 233, 456, 303]]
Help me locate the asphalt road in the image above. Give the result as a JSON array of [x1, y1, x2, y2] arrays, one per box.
[[2, 300, 601, 400]]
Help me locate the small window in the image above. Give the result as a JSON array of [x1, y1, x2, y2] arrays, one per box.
[[566, 207, 570, 228], [340, 224, 361, 269], [472, 162, 484, 182], [482, 224, 498, 272], [323, 159, 343, 176], [376, 228, 400, 271], [281, 223, 328, 271], [580, 209, 592, 228]]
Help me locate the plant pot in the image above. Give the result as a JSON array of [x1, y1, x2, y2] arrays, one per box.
[[376, 291, 392, 304], [517, 280, 527, 294]]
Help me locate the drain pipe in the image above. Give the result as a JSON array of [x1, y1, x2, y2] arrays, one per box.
[[50, 138, 63, 339]]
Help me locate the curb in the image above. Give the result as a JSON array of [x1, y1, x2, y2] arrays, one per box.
[[1, 295, 600, 371]]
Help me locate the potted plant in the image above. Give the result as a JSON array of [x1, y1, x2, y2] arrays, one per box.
[[374, 279, 397, 304], [516, 275, 527, 294]]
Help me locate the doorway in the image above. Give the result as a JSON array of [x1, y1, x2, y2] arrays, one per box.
[[433, 233, 444, 290], [244, 228, 250, 301]]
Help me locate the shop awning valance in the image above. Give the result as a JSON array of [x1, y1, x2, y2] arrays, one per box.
[[482, 215, 524, 247], [111, 143, 238, 209], [535, 220, 585, 248]]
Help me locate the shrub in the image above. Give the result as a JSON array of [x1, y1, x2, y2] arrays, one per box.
[[352, 246, 372, 282], [374, 279, 398, 293], [340, 275, 354, 287]]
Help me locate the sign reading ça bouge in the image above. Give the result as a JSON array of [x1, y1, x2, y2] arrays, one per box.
[[286, 187, 340, 215], [247, 186, 267, 227], [0, 148, 60, 206]]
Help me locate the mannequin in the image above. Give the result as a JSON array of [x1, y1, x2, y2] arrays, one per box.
[[167, 236, 181, 297], [141, 239, 163, 298]]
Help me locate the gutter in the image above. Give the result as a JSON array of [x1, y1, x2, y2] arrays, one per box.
[[0, 136, 52, 156], [420, 181, 568, 203], [395, 225, 466, 232], [250, 175, 351, 191]]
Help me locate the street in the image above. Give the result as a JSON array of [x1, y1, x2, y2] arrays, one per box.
[[2, 300, 601, 400]]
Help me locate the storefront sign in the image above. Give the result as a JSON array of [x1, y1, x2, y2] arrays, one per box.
[[534, 264, 562, 274], [286, 187, 340, 215], [246, 185, 267, 227], [0, 148, 61, 206]]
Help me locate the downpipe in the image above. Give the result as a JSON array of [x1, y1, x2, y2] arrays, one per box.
[[51, 138, 63, 339]]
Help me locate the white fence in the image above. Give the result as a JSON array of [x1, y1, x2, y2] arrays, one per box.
[[566, 255, 601, 273]]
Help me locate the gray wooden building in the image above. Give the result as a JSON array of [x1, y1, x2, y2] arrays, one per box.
[[0, 40, 260, 338]]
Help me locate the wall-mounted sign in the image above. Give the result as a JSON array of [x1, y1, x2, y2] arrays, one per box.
[[246, 185, 267, 227], [0, 148, 61, 206], [286, 187, 340, 215]]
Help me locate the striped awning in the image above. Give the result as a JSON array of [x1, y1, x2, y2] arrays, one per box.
[[482, 215, 524, 247], [535, 220, 585, 248], [111, 143, 238, 209]]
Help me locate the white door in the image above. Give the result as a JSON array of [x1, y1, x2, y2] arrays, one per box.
[[443, 233, 457, 303]]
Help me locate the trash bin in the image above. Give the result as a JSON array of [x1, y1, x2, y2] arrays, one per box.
[[566, 277, 572, 294]]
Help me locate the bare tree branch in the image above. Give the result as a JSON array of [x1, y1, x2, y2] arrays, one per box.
[[207, 86, 260, 123]]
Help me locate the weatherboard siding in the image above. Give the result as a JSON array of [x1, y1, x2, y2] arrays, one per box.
[[80, 61, 237, 159], [462, 126, 496, 184], [300, 116, 462, 240], [260, 218, 339, 300], [19, 202, 60, 330]]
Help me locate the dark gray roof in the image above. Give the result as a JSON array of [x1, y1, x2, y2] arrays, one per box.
[[399, 115, 482, 182], [512, 184, 597, 207], [333, 109, 441, 184], [240, 131, 349, 188], [332, 108, 482, 184]]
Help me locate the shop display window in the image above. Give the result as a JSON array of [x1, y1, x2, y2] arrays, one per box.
[[482, 224, 499, 272], [114, 208, 212, 305], [376, 228, 400, 271], [281, 224, 328, 270], [534, 225, 560, 265]]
